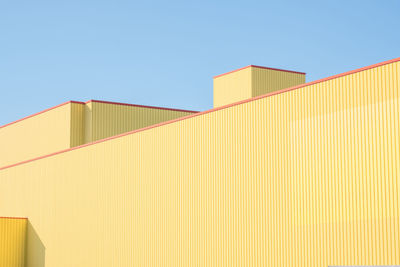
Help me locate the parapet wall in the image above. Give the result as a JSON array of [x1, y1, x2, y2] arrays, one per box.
[[0, 100, 197, 168]]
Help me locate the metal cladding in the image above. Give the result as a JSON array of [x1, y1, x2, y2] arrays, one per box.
[[0, 100, 196, 167], [213, 65, 306, 108], [87, 101, 197, 142], [0, 217, 27, 267], [0, 58, 399, 266], [0, 102, 72, 168]]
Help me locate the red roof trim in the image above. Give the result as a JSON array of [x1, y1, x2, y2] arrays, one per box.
[[86, 100, 198, 113], [0, 57, 399, 171], [0, 100, 198, 129], [0, 101, 84, 129], [213, 65, 306, 79], [0, 216, 28, 220]]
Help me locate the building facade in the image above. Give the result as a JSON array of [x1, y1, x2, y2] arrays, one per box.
[[0, 58, 399, 267]]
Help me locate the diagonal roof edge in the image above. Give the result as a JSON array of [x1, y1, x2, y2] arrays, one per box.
[[0, 57, 399, 171], [87, 100, 198, 113], [0, 100, 198, 129], [0, 101, 84, 129]]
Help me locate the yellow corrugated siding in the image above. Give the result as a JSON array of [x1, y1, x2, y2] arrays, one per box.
[[0, 218, 26, 267], [0, 103, 72, 167], [89, 102, 195, 142], [251, 68, 305, 97], [213, 66, 305, 108], [213, 67, 252, 108], [0, 101, 194, 168], [0, 61, 398, 266], [83, 101, 93, 144], [70, 103, 85, 147]]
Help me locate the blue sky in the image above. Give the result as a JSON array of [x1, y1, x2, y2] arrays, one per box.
[[1, 0, 399, 126]]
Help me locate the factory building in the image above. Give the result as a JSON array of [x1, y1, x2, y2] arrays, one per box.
[[0, 58, 399, 266]]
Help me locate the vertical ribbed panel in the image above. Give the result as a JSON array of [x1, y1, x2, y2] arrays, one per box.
[[89, 102, 195, 142], [213, 66, 305, 108], [0, 61, 398, 266], [251, 67, 305, 97], [0, 218, 26, 267], [70, 103, 85, 147], [0, 100, 195, 169], [83, 102, 93, 144]]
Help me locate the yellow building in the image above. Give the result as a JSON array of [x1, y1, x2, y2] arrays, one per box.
[[0, 58, 399, 266], [0, 100, 197, 167]]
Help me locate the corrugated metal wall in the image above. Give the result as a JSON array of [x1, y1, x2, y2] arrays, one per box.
[[251, 67, 305, 97], [89, 101, 195, 142], [0, 60, 398, 266], [213, 66, 305, 108], [83, 101, 93, 144], [0, 101, 195, 168], [0, 218, 27, 267], [0, 103, 72, 167], [70, 103, 85, 147]]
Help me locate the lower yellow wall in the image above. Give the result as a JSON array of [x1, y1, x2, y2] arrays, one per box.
[[0, 61, 398, 266], [0, 218, 27, 267]]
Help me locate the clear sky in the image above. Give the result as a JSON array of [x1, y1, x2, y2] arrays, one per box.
[[1, 0, 399, 126]]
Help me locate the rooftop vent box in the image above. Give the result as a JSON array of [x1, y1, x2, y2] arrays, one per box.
[[213, 65, 306, 108]]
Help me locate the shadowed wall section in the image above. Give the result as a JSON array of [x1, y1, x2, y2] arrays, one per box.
[[0, 217, 27, 267], [25, 221, 45, 267], [213, 65, 306, 108], [0, 100, 197, 168]]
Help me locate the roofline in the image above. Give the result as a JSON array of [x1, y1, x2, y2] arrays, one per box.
[[87, 100, 199, 113], [0, 57, 399, 171], [0, 101, 84, 129], [0, 216, 28, 220], [0, 100, 198, 129], [213, 65, 306, 79]]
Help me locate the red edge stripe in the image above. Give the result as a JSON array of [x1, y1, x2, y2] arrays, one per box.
[[0, 57, 399, 171], [0, 100, 198, 129], [0, 216, 28, 220], [213, 65, 306, 79], [0, 101, 84, 129]]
